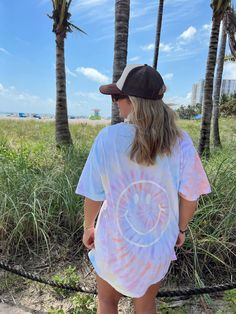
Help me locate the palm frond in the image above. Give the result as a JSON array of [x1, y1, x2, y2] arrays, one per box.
[[54, 0, 59, 9], [49, 0, 86, 36], [59, 0, 67, 27], [211, 0, 231, 20], [226, 9, 236, 58], [216, 0, 224, 12], [47, 13, 53, 20], [68, 22, 87, 35], [52, 0, 56, 10], [67, 0, 72, 9]]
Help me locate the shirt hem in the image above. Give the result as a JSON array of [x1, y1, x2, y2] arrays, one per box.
[[88, 249, 173, 298]]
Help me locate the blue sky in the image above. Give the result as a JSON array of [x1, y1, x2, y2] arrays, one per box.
[[0, 0, 236, 117]]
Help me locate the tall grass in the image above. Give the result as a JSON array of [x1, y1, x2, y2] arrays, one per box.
[[0, 120, 103, 258], [0, 118, 235, 284]]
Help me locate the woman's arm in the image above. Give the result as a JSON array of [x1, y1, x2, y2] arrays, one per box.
[[175, 195, 198, 247], [178, 194, 198, 230], [83, 197, 103, 228]]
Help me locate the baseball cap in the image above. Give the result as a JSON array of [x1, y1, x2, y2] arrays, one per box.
[[99, 64, 165, 100]]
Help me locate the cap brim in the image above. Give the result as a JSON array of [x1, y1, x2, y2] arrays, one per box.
[[99, 83, 123, 95]]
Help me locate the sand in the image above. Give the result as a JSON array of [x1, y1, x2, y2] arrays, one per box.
[[0, 116, 111, 125]]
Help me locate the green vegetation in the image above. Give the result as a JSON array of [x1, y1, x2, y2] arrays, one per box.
[[0, 120, 103, 258], [89, 115, 102, 120], [220, 93, 236, 117], [176, 93, 236, 120], [223, 288, 236, 313], [0, 118, 235, 288], [49, 266, 96, 313], [176, 103, 202, 120], [48, 293, 97, 314], [158, 302, 187, 313], [51, 266, 81, 298], [0, 272, 24, 294]]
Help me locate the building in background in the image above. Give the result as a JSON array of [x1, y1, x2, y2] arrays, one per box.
[[191, 79, 236, 106], [191, 83, 197, 106], [191, 80, 204, 105], [221, 80, 236, 96]]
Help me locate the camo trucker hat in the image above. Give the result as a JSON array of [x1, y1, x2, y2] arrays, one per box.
[[99, 64, 165, 100]]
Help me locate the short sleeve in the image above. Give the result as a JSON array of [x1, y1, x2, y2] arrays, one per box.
[[178, 132, 211, 201], [75, 132, 105, 201]]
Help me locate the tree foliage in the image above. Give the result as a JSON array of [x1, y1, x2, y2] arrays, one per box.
[[49, 0, 86, 37], [176, 103, 201, 120], [220, 93, 236, 116]]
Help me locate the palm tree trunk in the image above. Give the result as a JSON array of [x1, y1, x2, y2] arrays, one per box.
[[226, 9, 236, 59], [55, 33, 72, 146], [213, 18, 227, 148], [153, 0, 164, 70], [112, 0, 130, 125], [198, 18, 221, 158]]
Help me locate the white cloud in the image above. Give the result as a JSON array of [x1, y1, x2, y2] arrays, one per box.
[[165, 92, 191, 106], [186, 92, 192, 100], [38, 0, 49, 5], [65, 65, 77, 78], [163, 73, 174, 80], [223, 62, 236, 79], [130, 2, 156, 19], [72, 0, 108, 12], [160, 43, 173, 52], [95, 34, 113, 42], [75, 91, 103, 101], [202, 23, 212, 33], [197, 22, 212, 45], [70, 0, 114, 27], [132, 23, 155, 34], [141, 43, 154, 51], [0, 82, 55, 114], [179, 26, 197, 41], [0, 83, 6, 93], [0, 48, 11, 55], [165, 0, 201, 3], [129, 56, 140, 62], [141, 23, 211, 63], [76, 67, 109, 83], [76, 0, 107, 7], [131, 0, 203, 21]]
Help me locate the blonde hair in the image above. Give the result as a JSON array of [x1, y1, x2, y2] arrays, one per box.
[[127, 87, 182, 166]]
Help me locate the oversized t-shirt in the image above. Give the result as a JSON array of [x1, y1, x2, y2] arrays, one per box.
[[75, 122, 211, 298]]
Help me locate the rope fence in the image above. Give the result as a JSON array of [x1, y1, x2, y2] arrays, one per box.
[[1, 261, 236, 298]]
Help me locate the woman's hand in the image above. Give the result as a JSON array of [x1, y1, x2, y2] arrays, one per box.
[[82, 227, 95, 250], [175, 232, 186, 248]]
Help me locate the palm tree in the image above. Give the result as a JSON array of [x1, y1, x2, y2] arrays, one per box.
[[198, 0, 230, 158], [225, 7, 236, 59], [212, 17, 227, 148], [112, 0, 130, 125], [153, 0, 164, 70], [213, 6, 236, 147], [48, 0, 86, 146]]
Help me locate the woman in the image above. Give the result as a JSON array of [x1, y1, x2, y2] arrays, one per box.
[[75, 64, 211, 314]]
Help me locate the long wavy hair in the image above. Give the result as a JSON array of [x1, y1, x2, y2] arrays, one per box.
[[127, 86, 182, 166]]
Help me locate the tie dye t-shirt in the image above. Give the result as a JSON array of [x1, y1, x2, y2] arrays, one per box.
[[75, 122, 211, 298]]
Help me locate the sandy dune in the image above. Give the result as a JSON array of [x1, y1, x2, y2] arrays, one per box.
[[0, 117, 111, 125]]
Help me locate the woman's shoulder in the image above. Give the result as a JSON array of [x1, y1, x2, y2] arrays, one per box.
[[178, 129, 194, 145], [177, 129, 198, 157], [97, 122, 134, 139]]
